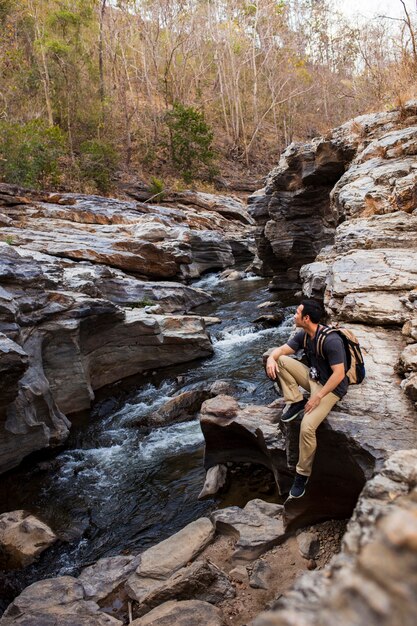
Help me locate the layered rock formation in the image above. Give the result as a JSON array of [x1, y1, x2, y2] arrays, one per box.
[[250, 101, 417, 290], [0, 184, 255, 473], [0, 184, 254, 280], [0, 243, 214, 473]]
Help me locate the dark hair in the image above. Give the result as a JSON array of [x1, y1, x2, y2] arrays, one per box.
[[300, 299, 324, 324]]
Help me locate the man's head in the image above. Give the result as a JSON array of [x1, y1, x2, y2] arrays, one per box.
[[294, 299, 323, 329]]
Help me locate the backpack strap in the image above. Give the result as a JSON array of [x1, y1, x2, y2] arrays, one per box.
[[315, 326, 337, 358], [303, 325, 333, 358]]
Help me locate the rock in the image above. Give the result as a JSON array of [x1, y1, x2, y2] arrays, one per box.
[[296, 532, 320, 560], [208, 380, 239, 396], [402, 317, 417, 342], [229, 565, 248, 583], [126, 559, 235, 613], [198, 464, 228, 499], [0, 212, 13, 226], [0, 244, 214, 473], [169, 189, 255, 225], [253, 449, 417, 626], [200, 395, 240, 419], [248, 133, 356, 288], [202, 316, 222, 326], [300, 262, 329, 299], [211, 499, 286, 562], [257, 301, 280, 310], [1, 576, 123, 625], [252, 313, 285, 327], [402, 373, 417, 404], [149, 390, 213, 426], [130, 599, 224, 626], [200, 399, 290, 496], [0, 186, 254, 281], [249, 559, 273, 590], [0, 186, 256, 472], [0, 335, 28, 410], [132, 518, 214, 580], [397, 343, 417, 374], [250, 103, 417, 292], [78, 555, 140, 601], [328, 249, 417, 298], [0, 510, 57, 569], [220, 269, 245, 281]]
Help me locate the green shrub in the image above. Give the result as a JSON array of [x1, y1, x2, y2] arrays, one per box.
[[77, 139, 118, 193], [166, 102, 216, 183], [148, 176, 165, 202], [4, 235, 14, 245], [125, 298, 154, 308], [0, 120, 66, 188]]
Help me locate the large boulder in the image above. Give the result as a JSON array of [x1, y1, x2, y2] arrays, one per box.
[[126, 518, 215, 604], [78, 555, 141, 602], [127, 560, 235, 615], [0, 576, 122, 625], [130, 599, 224, 626], [0, 510, 57, 569], [148, 389, 214, 426], [211, 499, 286, 562]]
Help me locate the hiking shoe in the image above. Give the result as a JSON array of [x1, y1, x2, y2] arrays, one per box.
[[281, 398, 307, 423], [288, 472, 309, 499]]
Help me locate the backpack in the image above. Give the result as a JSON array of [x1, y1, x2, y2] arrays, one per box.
[[303, 325, 366, 385]]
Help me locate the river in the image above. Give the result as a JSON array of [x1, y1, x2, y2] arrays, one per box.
[[0, 273, 297, 610]]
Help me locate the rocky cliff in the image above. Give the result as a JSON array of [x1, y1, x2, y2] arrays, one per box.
[[249, 101, 417, 290], [0, 186, 254, 473]]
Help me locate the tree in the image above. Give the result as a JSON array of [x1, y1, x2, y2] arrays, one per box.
[[166, 102, 216, 182]]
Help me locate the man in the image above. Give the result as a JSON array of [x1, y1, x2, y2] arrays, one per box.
[[266, 299, 348, 499]]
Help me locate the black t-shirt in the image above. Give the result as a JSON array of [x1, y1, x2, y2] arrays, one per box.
[[287, 327, 349, 398]]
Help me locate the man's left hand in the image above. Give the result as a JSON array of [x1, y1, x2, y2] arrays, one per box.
[[305, 394, 322, 413]]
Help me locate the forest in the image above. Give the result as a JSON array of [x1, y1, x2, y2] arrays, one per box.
[[0, 0, 416, 192]]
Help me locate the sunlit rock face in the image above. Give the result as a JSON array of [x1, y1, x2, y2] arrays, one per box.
[[298, 103, 417, 407], [249, 101, 417, 290], [0, 185, 255, 280]]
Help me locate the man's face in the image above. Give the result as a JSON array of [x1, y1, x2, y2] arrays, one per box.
[[294, 304, 308, 328]]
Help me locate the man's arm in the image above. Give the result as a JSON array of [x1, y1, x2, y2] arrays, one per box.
[[265, 344, 295, 380], [305, 362, 345, 413]]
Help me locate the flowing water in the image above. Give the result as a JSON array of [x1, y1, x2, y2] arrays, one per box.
[[0, 273, 297, 609]]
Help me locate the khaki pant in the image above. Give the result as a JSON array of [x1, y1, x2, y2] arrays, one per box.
[[277, 355, 339, 477]]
